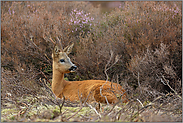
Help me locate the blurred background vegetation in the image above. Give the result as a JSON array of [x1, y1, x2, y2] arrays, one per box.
[[1, 0, 182, 109]]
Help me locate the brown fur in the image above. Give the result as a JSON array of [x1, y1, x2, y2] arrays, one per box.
[[52, 43, 128, 104]]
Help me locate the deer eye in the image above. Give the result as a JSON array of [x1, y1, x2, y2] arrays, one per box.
[[60, 59, 65, 63]]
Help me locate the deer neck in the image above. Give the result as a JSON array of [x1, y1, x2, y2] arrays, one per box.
[[52, 68, 67, 97]]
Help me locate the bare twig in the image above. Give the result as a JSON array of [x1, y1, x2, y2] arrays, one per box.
[[83, 91, 92, 105], [100, 50, 121, 105], [104, 101, 120, 116], [18, 103, 34, 121], [66, 106, 83, 121], [43, 33, 56, 45], [58, 95, 65, 113], [100, 50, 114, 105], [137, 72, 142, 94], [29, 36, 42, 51], [159, 73, 182, 99], [139, 104, 153, 114], [136, 99, 144, 107], [39, 78, 52, 92], [49, 37, 56, 45], [44, 53, 51, 63], [38, 71, 52, 85], [78, 89, 83, 106], [86, 102, 101, 118]]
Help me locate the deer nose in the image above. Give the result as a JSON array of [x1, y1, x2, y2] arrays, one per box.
[[69, 65, 77, 71]]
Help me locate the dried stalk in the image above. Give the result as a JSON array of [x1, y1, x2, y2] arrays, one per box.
[[86, 102, 101, 118], [159, 73, 182, 99], [38, 71, 52, 85], [66, 106, 83, 121], [100, 50, 114, 105]]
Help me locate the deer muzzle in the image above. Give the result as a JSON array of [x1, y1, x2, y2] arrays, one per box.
[[69, 65, 77, 72]]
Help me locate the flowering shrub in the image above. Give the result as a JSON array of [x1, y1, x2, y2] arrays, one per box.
[[153, 3, 181, 18], [69, 9, 94, 36]]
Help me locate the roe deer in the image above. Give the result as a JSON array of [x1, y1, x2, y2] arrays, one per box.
[[52, 43, 128, 104]]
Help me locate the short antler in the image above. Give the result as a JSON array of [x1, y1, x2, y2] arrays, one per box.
[[56, 37, 64, 52], [43, 33, 56, 45], [43, 33, 65, 52]]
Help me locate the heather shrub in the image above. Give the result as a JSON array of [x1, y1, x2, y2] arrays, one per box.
[[120, 2, 182, 95], [128, 43, 181, 100], [122, 2, 182, 54], [1, 67, 38, 98], [1, 1, 182, 99], [1, 1, 92, 71], [69, 9, 94, 37], [1, 1, 86, 96], [89, 1, 182, 92]]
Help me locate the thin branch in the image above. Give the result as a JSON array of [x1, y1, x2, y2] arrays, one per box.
[[86, 102, 101, 118], [44, 53, 51, 64], [29, 36, 42, 51], [137, 72, 142, 94], [100, 50, 114, 105], [66, 106, 83, 121], [78, 89, 83, 106], [136, 99, 144, 107], [43, 33, 56, 45], [83, 91, 92, 105], [38, 71, 52, 85], [160, 74, 182, 99], [58, 95, 65, 113], [106, 54, 120, 71], [49, 37, 56, 45], [104, 101, 120, 116]]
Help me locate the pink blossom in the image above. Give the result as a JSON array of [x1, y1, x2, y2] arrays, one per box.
[[8, 7, 11, 15]]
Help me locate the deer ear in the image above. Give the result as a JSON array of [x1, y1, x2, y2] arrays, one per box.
[[63, 43, 74, 55], [54, 45, 61, 53], [52, 44, 61, 58]]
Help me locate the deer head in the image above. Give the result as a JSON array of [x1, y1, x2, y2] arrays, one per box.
[[52, 43, 77, 73]]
